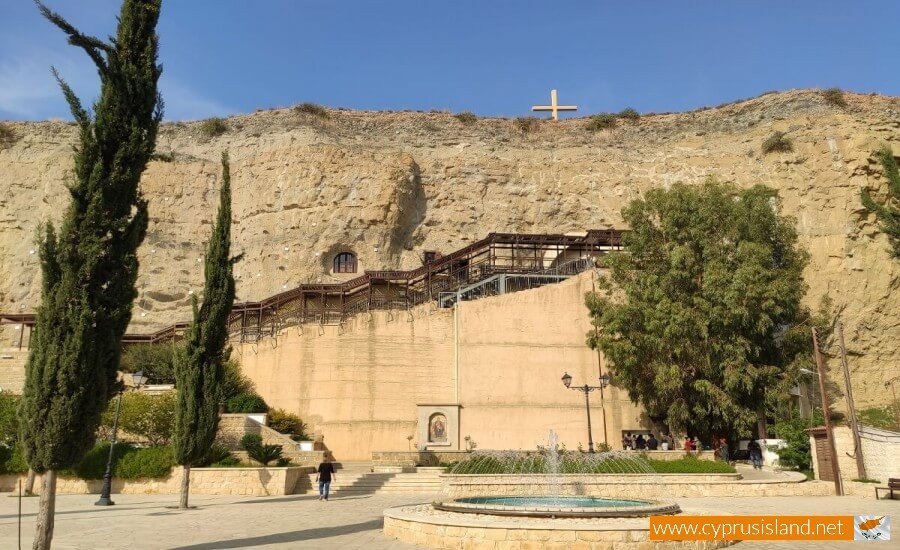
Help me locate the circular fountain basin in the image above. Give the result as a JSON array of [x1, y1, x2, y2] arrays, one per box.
[[434, 495, 680, 517]]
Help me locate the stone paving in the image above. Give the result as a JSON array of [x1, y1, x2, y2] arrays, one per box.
[[0, 491, 896, 549]]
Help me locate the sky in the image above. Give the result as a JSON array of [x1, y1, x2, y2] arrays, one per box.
[[1, 1, 899, 121]]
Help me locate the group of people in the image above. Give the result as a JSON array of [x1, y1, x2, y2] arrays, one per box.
[[621, 433, 764, 469], [622, 432, 675, 451]]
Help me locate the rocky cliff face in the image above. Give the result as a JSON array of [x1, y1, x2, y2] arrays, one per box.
[[1, 90, 897, 406]]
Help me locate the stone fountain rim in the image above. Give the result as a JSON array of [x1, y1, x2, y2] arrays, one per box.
[[431, 496, 681, 518]]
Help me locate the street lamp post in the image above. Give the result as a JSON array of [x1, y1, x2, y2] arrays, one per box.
[[96, 370, 149, 506], [561, 372, 610, 453]]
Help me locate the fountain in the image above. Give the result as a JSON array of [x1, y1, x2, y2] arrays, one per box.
[[382, 431, 743, 549], [431, 430, 680, 518]]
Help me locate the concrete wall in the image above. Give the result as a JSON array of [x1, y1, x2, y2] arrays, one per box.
[[238, 272, 646, 460], [810, 424, 900, 485]]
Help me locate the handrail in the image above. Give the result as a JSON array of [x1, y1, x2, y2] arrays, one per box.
[[2, 229, 624, 345]]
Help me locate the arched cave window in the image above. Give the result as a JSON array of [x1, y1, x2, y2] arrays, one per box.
[[333, 252, 357, 273]]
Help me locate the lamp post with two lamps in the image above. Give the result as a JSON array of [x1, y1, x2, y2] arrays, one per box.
[[561, 372, 610, 453], [96, 370, 149, 506]]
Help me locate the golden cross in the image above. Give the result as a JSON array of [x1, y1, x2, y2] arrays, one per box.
[[532, 89, 577, 121]]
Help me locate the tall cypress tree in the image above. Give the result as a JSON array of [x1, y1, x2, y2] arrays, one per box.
[[173, 152, 236, 509], [861, 146, 900, 258], [21, 2, 161, 548]]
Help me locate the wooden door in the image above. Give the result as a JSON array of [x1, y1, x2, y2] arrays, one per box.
[[813, 433, 834, 481]]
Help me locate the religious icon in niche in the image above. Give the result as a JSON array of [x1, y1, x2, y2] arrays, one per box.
[[429, 413, 447, 443]]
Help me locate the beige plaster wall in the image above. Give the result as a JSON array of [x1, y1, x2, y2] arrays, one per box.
[[238, 305, 456, 460], [238, 272, 646, 460], [814, 425, 900, 485], [456, 271, 644, 452]]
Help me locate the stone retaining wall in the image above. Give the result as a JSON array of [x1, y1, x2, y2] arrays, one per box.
[[0, 466, 314, 496], [442, 472, 832, 498]]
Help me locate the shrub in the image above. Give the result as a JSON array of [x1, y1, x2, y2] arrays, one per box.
[[64, 443, 133, 479], [115, 446, 175, 479], [275, 457, 292, 467], [200, 117, 228, 138], [761, 131, 793, 154], [617, 107, 640, 122], [0, 391, 20, 445], [514, 117, 540, 134], [454, 111, 477, 125], [0, 122, 16, 147], [150, 151, 174, 162], [240, 433, 283, 465], [0, 444, 28, 475], [267, 409, 309, 438], [646, 456, 735, 474], [587, 114, 617, 131], [198, 444, 233, 467], [858, 406, 899, 431], [213, 455, 242, 467], [222, 359, 256, 400], [773, 411, 822, 471], [294, 102, 329, 118], [226, 391, 269, 413], [249, 444, 283, 466], [446, 451, 735, 474], [240, 433, 263, 452], [102, 391, 176, 445], [821, 87, 847, 108]]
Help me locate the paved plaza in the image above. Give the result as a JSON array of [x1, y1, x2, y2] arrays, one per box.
[[0, 491, 897, 549]]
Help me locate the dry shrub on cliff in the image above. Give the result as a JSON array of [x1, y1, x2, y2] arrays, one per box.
[[821, 88, 847, 108], [762, 131, 793, 154], [0, 123, 15, 148], [587, 113, 617, 131], [294, 102, 329, 118], [514, 117, 540, 133], [454, 111, 478, 125], [617, 107, 640, 122], [200, 117, 228, 138]]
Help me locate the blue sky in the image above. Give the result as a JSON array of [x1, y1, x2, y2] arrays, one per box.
[[1, 1, 899, 121]]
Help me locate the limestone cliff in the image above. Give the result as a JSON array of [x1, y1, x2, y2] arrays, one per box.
[[1, 90, 897, 406]]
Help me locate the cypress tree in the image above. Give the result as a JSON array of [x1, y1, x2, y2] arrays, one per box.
[[20, 2, 161, 548], [861, 146, 900, 258], [173, 152, 237, 509]]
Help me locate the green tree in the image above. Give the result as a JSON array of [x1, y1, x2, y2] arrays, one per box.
[[0, 391, 20, 446], [861, 146, 900, 258], [173, 152, 237, 509], [101, 391, 176, 446], [120, 342, 182, 383], [587, 181, 809, 440], [20, 2, 162, 547], [773, 410, 823, 472]]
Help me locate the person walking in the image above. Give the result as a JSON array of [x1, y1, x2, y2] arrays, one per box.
[[717, 438, 730, 464], [747, 439, 763, 470], [316, 454, 337, 501]]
